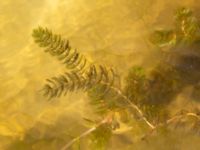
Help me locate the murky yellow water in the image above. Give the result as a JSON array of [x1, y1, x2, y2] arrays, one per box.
[[0, 0, 199, 149]]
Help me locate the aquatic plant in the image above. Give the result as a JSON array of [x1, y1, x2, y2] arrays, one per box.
[[32, 7, 200, 150]]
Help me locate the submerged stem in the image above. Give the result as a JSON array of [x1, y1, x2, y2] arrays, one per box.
[[101, 82, 155, 129], [141, 112, 200, 140], [61, 82, 156, 150], [60, 117, 110, 150]]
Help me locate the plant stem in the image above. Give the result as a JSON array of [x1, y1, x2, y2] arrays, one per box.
[[60, 117, 110, 150], [101, 82, 155, 129], [141, 112, 200, 140], [61, 82, 156, 150]]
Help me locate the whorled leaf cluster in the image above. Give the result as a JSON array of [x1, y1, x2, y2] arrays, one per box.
[[32, 27, 88, 74], [149, 7, 200, 48], [32, 27, 118, 100], [41, 65, 116, 98], [124, 7, 200, 124]]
